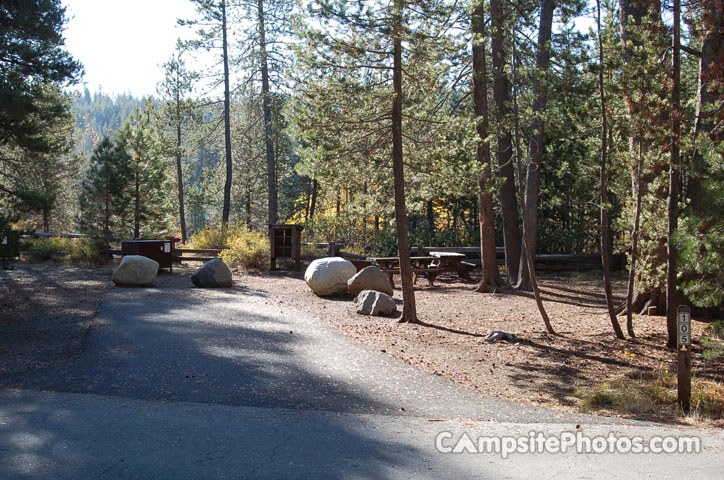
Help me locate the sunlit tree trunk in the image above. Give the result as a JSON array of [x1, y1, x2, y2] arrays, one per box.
[[596, 0, 625, 339], [473, 0, 502, 292], [392, 0, 416, 323], [666, 0, 681, 348], [221, 0, 233, 226]]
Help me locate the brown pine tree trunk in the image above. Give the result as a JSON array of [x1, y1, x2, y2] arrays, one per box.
[[666, 0, 681, 349], [618, 0, 664, 314], [516, 0, 554, 292], [392, 0, 416, 323], [258, 0, 277, 226], [176, 118, 187, 243], [487, 0, 520, 286], [309, 178, 318, 219], [134, 161, 140, 239], [246, 186, 252, 229], [221, 0, 233, 226], [596, 0, 625, 339], [626, 144, 643, 337], [689, 0, 724, 210], [473, 0, 502, 292]]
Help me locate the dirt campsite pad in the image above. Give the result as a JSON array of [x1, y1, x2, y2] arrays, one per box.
[[248, 270, 724, 425]]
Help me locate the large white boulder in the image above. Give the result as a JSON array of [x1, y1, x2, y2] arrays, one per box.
[[354, 290, 397, 316], [192, 258, 233, 288], [347, 266, 393, 297], [304, 257, 356, 296], [112, 255, 159, 286]]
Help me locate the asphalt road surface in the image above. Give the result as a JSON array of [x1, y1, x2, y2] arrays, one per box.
[[1, 288, 722, 479]]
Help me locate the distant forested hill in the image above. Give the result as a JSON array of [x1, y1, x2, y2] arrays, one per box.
[[71, 88, 147, 152]]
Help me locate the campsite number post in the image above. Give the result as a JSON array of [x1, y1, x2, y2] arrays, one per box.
[[677, 305, 691, 413]]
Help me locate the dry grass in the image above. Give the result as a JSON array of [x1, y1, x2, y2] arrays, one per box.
[[575, 368, 724, 426]]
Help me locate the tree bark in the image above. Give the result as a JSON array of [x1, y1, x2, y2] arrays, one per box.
[[246, 186, 252, 229], [618, 0, 663, 312], [392, 0, 417, 323], [596, 0, 625, 339], [490, 0, 521, 287], [666, 0, 681, 349], [134, 160, 140, 239], [516, 0, 554, 292], [257, 0, 277, 226], [176, 117, 187, 243], [309, 178, 318, 219], [221, 0, 233, 226], [626, 144, 643, 337], [689, 0, 724, 210], [473, 0, 502, 292]]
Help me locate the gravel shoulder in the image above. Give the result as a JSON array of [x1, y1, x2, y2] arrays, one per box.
[[0, 264, 113, 373]]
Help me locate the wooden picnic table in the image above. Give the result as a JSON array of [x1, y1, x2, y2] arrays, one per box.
[[368, 253, 475, 287], [369, 256, 440, 287], [428, 251, 474, 281]]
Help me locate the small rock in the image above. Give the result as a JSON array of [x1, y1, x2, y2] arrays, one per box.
[[354, 290, 397, 316], [347, 265, 393, 296], [112, 255, 159, 286], [192, 258, 233, 288]]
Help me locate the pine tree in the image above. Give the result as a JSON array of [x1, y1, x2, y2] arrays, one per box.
[[179, 0, 236, 226], [472, 0, 502, 292], [78, 137, 132, 244], [0, 0, 81, 155], [157, 44, 199, 243], [290, 0, 461, 322], [116, 102, 174, 239]]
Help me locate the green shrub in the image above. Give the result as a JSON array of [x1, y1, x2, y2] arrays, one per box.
[[22, 237, 104, 265], [219, 228, 269, 271]]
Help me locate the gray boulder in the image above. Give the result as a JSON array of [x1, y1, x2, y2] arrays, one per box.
[[347, 265, 393, 296], [304, 257, 356, 296], [192, 258, 233, 288], [354, 290, 397, 316], [112, 255, 159, 286]]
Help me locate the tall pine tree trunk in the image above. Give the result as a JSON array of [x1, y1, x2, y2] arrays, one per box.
[[490, 0, 518, 287], [516, 0, 555, 334], [689, 0, 724, 210], [134, 161, 140, 239], [618, 0, 664, 316], [257, 0, 277, 226], [626, 144, 643, 337], [597, 0, 625, 339], [473, 0, 502, 292], [392, 0, 416, 323], [221, 0, 233, 226], [516, 0, 554, 291], [666, 0, 681, 348], [176, 117, 187, 243], [309, 178, 318, 219]]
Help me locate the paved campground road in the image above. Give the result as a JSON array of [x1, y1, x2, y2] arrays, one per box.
[[1, 288, 722, 479]]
